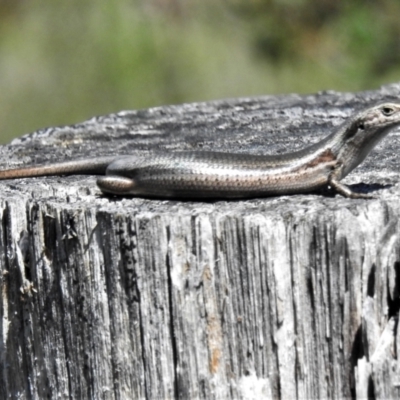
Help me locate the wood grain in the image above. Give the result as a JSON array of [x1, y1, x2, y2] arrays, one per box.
[[1, 84, 400, 398]]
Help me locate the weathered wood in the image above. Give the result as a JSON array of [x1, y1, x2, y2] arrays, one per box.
[[1, 84, 400, 399]]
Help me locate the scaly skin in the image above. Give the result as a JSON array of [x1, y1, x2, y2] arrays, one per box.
[[1, 103, 400, 199]]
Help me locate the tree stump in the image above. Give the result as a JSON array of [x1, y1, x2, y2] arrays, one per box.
[[1, 83, 400, 399]]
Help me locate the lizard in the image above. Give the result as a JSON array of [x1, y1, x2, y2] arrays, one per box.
[[0, 102, 399, 199]]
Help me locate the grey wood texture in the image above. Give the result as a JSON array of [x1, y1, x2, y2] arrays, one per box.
[[1, 83, 400, 399]]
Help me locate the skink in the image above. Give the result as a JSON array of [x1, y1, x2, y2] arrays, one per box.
[[1, 103, 400, 199]]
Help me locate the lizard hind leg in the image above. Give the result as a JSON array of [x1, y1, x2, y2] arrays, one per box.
[[96, 176, 137, 196]]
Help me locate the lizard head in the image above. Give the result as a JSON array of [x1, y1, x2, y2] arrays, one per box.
[[343, 103, 400, 143], [357, 103, 400, 132], [337, 102, 400, 177]]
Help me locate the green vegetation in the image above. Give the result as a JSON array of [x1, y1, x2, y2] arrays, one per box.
[[0, 0, 399, 143]]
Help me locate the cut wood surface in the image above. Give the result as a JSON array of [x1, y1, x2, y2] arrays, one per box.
[[1, 84, 400, 399]]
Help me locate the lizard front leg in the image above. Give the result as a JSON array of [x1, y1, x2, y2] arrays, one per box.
[[328, 163, 374, 199]]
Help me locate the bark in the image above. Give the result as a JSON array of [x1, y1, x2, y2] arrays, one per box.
[[1, 83, 400, 399]]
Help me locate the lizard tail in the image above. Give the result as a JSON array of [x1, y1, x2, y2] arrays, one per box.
[[0, 156, 117, 180]]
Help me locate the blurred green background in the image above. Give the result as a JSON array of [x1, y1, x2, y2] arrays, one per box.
[[1, 0, 400, 143]]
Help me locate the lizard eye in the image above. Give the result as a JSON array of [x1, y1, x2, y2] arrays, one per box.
[[358, 122, 365, 130], [382, 106, 394, 116]]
